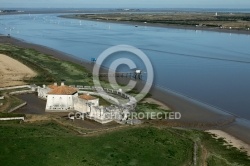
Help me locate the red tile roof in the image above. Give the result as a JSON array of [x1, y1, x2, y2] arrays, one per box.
[[48, 86, 77, 95], [48, 84, 58, 89], [79, 94, 96, 100]]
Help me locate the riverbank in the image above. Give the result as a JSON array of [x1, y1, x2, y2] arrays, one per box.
[[0, 35, 250, 146], [206, 129, 250, 156], [60, 13, 250, 35]]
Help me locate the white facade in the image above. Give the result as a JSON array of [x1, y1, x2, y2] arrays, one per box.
[[37, 85, 50, 100], [46, 93, 78, 111], [74, 97, 99, 113], [38, 83, 100, 113], [87, 106, 130, 124]]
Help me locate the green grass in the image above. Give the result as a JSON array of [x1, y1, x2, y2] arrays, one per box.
[[0, 121, 249, 166], [0, 122, 194, 166], [207, 155, 232, 166], [0, 112, 25, 118], [0, 89, 30, 112], [136, 102, 170, 119], [69, 13, 250, 30], [170, 129, 250, 166], [0, 44, 92, 86], [201, 132, 250, 166], [6, 95, 24, 108], [0, 95, 24, 113]]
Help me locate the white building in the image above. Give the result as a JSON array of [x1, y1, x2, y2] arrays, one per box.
[[38, 83, 58, 100], [37, 82, 134, 124], [45, 82, 78, 112], [74, 94, 99, 113], [38, 82, 99, 113]]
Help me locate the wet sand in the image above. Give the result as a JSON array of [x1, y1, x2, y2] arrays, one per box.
[[0, 35, 249, 145], [206, 129, 250, 156]]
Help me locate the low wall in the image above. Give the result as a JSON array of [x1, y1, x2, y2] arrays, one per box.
[[78, 90, 119, 104], [9, 90, 35, 95], [45, 109, 74, 113], [78, 87, 137, 106], [0, 96, 4, 100], [8, 102, 27, 113], [86, 116, 113, 124], [0, 85, 31, 91], [0, 117, 25, 121]]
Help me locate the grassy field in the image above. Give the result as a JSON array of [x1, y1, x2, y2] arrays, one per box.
[[0, 121, 193, 166], [135, 102, 170, 120], [201, 133, 250, 166], [66, 13, 250, 30], [0, 112, 25, 118], [0, 121, 249, 166], [0, 90, 24, 113], [0, 44, 92, 86]]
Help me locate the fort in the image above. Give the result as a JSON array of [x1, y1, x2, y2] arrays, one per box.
[[2, 82, 139, 124]]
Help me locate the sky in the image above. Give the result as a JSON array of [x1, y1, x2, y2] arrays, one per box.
[[0, 0, 249, 8]]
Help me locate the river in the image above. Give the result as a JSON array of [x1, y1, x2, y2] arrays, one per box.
[[0, 13, 250, 120]]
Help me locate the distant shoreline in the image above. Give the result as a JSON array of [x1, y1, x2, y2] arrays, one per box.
[[1, 10, 250, 35], [60, 14, 250, 35]]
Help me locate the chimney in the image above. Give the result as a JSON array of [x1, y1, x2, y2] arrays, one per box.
[[61, 82, 65, 86], [43, 84, 46, 88], [54, 82, 57, 86]]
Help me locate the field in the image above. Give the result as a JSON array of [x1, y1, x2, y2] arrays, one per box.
[[0, 122, 193, 166], [0, 44, 92, 86], [0, 121, 249, 166], [0, 54, 37, 88], [67, 12, 250, 31], [0, 88, 25, 112]]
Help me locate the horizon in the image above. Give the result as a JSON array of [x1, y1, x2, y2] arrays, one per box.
[[1, 0, 250, 9], [1, 7, 250, 9]]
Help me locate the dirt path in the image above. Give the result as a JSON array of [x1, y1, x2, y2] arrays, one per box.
[[200, 145, 208, 166]]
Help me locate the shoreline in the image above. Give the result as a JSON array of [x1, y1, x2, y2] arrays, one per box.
[[1, 35, 250, 146], [1, 11, 250, 35], [60, 15, 250, 35], [206, 129, 250, 156]]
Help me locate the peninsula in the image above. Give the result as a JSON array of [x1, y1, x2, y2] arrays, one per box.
[[62, 12, 250, 34]]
